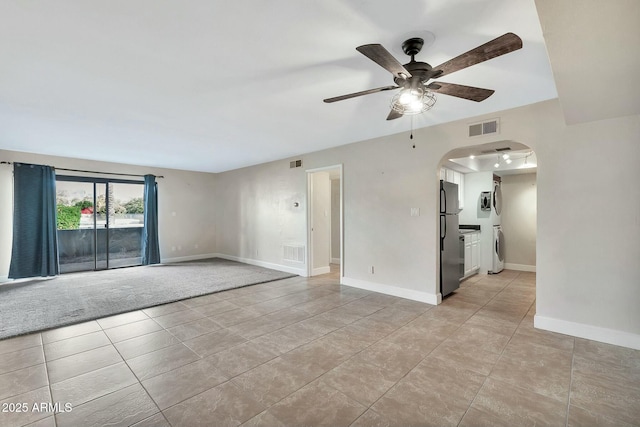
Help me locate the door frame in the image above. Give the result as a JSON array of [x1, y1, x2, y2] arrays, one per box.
[[306, 164, 343, 279], [56, 175, 144, 272]]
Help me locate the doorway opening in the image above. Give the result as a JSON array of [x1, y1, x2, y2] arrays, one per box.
[[55, 176, 145, 273], [436, 140, 537, 299], [306, 165, 343, 278]]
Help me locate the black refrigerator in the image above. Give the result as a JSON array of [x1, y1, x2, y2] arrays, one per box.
[[440, 180, 461, 297]]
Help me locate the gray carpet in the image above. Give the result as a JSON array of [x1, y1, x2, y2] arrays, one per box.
[[0, 258, 296, 340]]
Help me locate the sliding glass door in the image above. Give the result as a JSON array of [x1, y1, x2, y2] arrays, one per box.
[[56, 176, 145, 273]]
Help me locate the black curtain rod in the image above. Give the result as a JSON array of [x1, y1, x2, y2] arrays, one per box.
[[0, 161, 164, 179]]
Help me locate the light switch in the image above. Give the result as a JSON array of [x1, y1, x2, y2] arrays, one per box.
[[411, 208, 420, 217]]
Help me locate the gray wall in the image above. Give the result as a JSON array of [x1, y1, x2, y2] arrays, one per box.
[[331, 178, 340, 263], [501, 173, 537, 270]]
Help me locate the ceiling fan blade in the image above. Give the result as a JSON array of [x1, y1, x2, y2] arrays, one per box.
[[386, 109, 403, 120], [323, 85, 399, 103], [427, 82, 494, 102], [432, 33, 523, 78], [356, 44, 413, 79]]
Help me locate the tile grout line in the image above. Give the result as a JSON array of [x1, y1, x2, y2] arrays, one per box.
[[564, 338, 576, 427], [453, 272, 525, 426], [98, 315, 175, 427], [355, 273, 521, 419], [42, 333, 58, 427]]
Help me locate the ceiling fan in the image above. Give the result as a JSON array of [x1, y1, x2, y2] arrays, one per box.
[[324, 33, 523, 120]]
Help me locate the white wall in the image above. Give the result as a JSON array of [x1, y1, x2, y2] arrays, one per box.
[[0, 149, 218, 280], [501, 173, 537, 270], [459, 171, 496, 274]]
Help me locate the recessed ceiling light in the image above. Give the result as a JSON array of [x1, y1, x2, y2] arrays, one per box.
[[494, 162, 500, 168], [469, 155, 475, 160], [502, 153, 510, 160], [506, 159, 512, 164]]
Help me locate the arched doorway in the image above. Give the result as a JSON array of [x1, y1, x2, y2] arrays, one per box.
[[436, 140, 537, 300]]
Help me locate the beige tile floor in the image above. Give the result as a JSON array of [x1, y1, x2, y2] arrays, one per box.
[[1, 267, 639, 427]]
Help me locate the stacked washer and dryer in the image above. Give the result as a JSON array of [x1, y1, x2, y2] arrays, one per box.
[[491, 180, 505, 274]]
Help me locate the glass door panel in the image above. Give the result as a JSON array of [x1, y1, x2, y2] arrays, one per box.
[[56, 180, 96, 273], [108, 183, 144, 268]]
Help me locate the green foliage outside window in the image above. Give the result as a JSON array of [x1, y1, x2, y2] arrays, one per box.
[[124, 197, 144, 214], [57, 205, 81, 230]]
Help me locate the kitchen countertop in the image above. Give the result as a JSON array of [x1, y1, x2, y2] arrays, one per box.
[[459, 229, 480, 234]]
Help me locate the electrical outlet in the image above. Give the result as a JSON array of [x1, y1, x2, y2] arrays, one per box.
[[370, 266, 375, 274], [411, 207, 420, 217]]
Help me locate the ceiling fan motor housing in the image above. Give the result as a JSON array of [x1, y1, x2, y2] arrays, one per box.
[[394, 61, 440, 88]]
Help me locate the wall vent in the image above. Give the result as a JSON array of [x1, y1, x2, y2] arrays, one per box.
[[289, 159, 302, 168], [468, 118, 499, 137], [283, 244, 305, 263]]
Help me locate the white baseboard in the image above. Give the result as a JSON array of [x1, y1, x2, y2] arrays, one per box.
[[341, 276, 439, 305], [505, 263, 536, 272], [331, 258, 341, 265], [214, 253, 305, 277], [312, 266, 331, 276], [0, 275, 9, 284], [161, 253, 219, 264], [534, 314, 640, 350]]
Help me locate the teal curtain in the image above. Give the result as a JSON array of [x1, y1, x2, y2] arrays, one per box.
[[142, 174, 160, 265], [8, 163, 59, 279]]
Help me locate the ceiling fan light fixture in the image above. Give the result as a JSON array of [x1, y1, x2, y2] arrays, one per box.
[[391, 88, 436, 115]]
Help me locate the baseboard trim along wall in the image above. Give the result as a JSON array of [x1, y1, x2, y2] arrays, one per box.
[[534, 314, 640, 350], [161, 253, 219, 264], [312, 266, 331, 276], [331, 258, 341, 265], [505, 263, 536, 272], [0, 275, 8, 284], [214, 253, 306, 277], [341, 277, 439, 305]]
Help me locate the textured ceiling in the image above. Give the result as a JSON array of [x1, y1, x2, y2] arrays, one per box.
[[0, 0, 558, 173]]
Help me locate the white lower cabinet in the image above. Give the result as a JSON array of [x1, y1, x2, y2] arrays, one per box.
[[462, 231, 480, 278]]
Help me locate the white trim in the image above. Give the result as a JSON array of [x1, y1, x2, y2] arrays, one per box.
[[306, 164, 343, 279], [214, 253, 305, 277], [330, 258, 341, 265], [0, 275, 9, 284], [341, 276, 439, 305], [161, 253, 218, 264], [505, 263, 536, 272], [312, 266, 331, 276], [534, 315, 640, 350]]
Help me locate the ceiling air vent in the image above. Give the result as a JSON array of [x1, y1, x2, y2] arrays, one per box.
[[468, 118, 499, 137], [289, 160, 302, 168]]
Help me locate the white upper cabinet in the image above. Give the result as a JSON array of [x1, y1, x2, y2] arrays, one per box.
[[440, 167, 465, 210]]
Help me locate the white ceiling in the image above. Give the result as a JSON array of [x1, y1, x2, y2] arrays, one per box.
[[535, 0, 640, 125], [0, 0, 558, 173]]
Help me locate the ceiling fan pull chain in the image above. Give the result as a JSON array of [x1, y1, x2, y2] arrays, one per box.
[[410, 115, 414, 140]]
